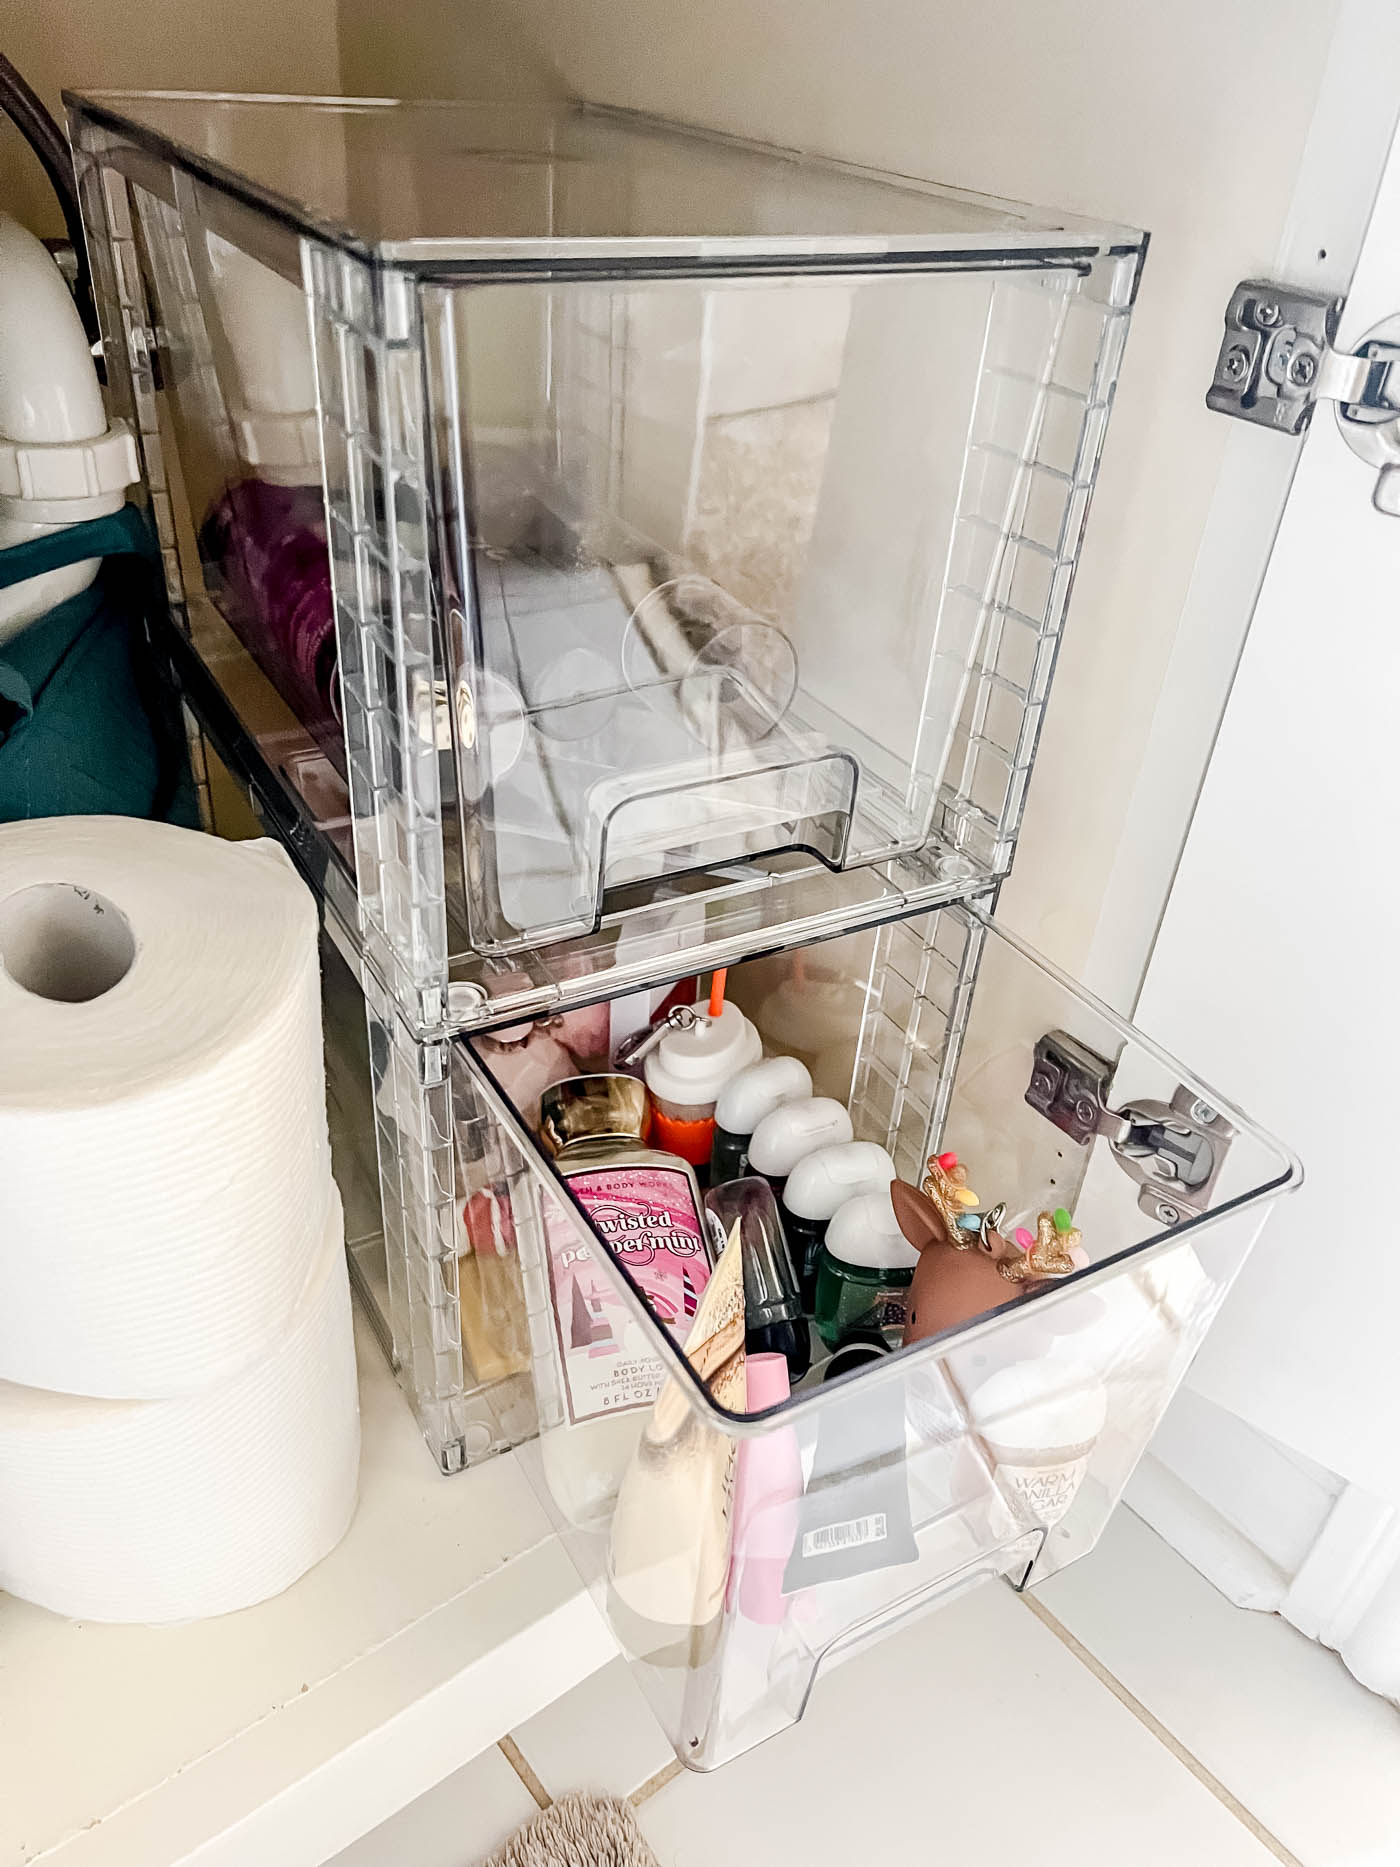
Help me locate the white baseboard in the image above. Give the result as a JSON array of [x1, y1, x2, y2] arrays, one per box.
[[1134, 1386, 1341, 1573], [1126, 1386, 1400, 1703], [1127, 1451, 1290, 1612]]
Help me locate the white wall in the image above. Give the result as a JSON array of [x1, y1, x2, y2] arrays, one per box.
[[337, 0, 1343, 1005], [1, 0, 341, 238]]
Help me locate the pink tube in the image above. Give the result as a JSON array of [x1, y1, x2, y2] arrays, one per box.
[[728, 1352, 803, 1625]]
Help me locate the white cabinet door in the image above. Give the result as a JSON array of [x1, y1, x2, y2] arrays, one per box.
[[1128, 117, 1400, 1692]]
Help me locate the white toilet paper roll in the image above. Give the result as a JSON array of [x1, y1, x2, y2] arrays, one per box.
[[0, 1188, 359, 1623], [0, 816, 331, 1396]]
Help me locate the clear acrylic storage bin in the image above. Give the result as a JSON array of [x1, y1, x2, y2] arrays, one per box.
[[321, 908, 540, 1470], [68, 93, 1145, 1027], [458, 901, 1296, 1767]]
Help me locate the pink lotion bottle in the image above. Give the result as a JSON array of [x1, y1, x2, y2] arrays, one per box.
[[537, 1074, 718, 1528], [539, 1075, 717, 1349]]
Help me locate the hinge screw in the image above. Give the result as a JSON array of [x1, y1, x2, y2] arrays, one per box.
[[1029, 1066, 1057, 1103], [1188, 1098, 1218, 1126], [1288, 352, 1318, 388], [1223, 345, 1251, 383], [1254, 300, 1281, 329], [1154, 1201, 1182, 1226]]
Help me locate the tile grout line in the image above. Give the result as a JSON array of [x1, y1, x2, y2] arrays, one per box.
[[629, 1759, 684, 1807], [1017, 1592, 1306, 1867], [497, 1735, 552, 1811], [497, 1732, 684, 1814]]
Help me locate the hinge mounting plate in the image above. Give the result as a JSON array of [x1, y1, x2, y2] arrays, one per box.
[[1208, 280, 1400, 512], [1207, 281, 1348, 435], [1026, 1031, 1234, 1227]]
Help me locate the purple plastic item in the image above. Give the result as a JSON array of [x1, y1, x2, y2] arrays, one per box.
[[200, 478, 341, 763]]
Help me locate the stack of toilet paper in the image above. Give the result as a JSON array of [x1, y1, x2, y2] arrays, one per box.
[[0, 816, 360, 1622]]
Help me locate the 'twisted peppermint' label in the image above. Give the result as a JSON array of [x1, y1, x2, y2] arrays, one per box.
[[546, 1164, 711, 1424]]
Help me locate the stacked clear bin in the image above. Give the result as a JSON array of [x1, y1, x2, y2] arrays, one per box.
[[66, 93, 1251, 1484], [67, 93, 1299, 1756], [467, 908, 1295, 1765]]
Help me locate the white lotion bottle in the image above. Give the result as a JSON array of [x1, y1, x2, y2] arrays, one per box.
[[813, 1188, 921, 1348], [780, 1141, 897, 1308], [710, 1055, 813, 1184], [643, 998, 761, 1176], [747, 1097, 854, 1202]]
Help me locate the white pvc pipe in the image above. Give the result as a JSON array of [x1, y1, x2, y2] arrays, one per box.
[[202, 233, 321, 487], [0, 212, 123, 642], [205, 234, 317, 426], [0, 212, 107, 447]]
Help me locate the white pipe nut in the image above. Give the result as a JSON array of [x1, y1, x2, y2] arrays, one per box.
[[0, 420, 140, 504]]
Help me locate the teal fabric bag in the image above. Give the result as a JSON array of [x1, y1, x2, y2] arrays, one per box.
[[0, 507, 196, 825]]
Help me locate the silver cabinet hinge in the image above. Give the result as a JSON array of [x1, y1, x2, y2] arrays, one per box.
[[1026, 1031, 1233, 1227], [1208, 280, 1400, 514]]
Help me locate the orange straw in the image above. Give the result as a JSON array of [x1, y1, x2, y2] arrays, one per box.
[[708, 967, 728, 1021]]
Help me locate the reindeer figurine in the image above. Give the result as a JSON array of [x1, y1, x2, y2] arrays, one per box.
[[890, 1151, 1080, 1345]]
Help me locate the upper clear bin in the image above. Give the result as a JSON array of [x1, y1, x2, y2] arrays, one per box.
[[68, 93, 1146, 1026]]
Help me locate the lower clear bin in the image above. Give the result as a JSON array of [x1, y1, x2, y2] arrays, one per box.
[[321, 917, 539, 1471], [463, 901, 1297, 1767]]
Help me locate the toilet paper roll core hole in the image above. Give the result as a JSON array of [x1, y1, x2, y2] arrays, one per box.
[[0, 883, 136, 1002]]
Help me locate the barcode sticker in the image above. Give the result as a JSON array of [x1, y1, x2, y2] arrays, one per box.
[[801, 1513, 888, 1558]]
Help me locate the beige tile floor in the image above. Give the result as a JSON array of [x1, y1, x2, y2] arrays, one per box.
[[332, 1510, 1400, 1867]]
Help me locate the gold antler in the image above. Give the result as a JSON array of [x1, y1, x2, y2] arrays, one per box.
[[920, 1150, 980, 1232], [1001, 1209, 1080, 1283]]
